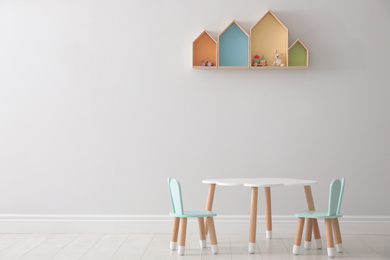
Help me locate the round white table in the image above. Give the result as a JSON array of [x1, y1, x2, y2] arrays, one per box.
[[202, 178, 320, 254]]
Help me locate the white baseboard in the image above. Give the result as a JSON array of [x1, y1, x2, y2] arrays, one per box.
[[0, 214, 389, 234]]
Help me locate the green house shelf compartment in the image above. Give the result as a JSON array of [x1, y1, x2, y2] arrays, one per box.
[[192, 9, 309, 69], [288, 39, 309, 67]]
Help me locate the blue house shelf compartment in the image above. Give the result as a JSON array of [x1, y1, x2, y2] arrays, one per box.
[[218, 21, 249, 68]]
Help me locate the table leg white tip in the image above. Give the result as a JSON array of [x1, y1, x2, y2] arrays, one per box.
[[178, 246, 185, 255], [315, 238, 322, 249], [248, 243, 256, 254], [336, 243, 343, 253], [200, 240, 206, 248], [211, 244, 219, 254], [292, 245, 300, 255], [304, 241, 311, 249], [170, 241, 177, 250], [266, 230, 272, 239], [327, 248, 335, 257]]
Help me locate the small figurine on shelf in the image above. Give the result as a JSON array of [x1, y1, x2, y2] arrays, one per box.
[[272, 50, 284, 67], [201, 61, 206, 66], [207, 61, 213, 66], [253, 55, 260, 66], [260, 55, 267, 67]]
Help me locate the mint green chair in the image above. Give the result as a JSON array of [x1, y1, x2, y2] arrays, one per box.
[[293, 178, 345, 258], [168, 177, 218, 255]]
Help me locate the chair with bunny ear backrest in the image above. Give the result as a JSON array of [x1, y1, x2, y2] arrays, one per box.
[[292, 178, 346, 258], [167, 177, 218, 256]]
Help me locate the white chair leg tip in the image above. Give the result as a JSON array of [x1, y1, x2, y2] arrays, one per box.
[[336, 243, 343, 253], [200, 240, 206, 248], [304, 241, 311, 249], [292, 245, 300, 255], [211, 244, 219, 254], [178, 246, 185, 255], [248, 242, 256, 254], [327, 248, 336, 257], [266, 230, 272, 239], [170, 241, 177, 250], [315, 238, 323, 249]]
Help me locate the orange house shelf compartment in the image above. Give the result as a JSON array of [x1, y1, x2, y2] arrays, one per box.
[[193, 30, 217, 68], [192, 9, 309, 69]]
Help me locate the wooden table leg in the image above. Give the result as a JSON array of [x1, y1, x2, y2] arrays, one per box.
[[204, 184, 216, 236], [304, 185, 322, 249], [198, 217, 206, 248], [249, 187, 258, 254], [264, 187, 272, 239]]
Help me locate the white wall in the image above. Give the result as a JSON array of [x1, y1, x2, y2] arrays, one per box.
[[0, 0, 389, 222]]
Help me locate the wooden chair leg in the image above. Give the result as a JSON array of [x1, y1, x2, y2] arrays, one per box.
[[304, 186, 322, 249], [332, 218, 343, 253], [198, 217, 206, 248], [293, 217, 305, 255], [304, 218, 313, 249], [325, 219, 335, 257], [312, 218, 322, 249], [178, 218, 187, 255], [170, 217, 180, 250], [206, 217, 219, 254]]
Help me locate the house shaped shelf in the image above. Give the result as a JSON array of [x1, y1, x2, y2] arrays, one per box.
[[218, 20, 249, 68], [192, 10, 309, 69], [288, 39, 309, 68], [250, 10, 288, 68], [193, 30, 217, 68]]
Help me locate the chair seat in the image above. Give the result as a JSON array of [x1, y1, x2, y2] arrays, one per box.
[[295, 210, 343, 219], [169, 210, 217, 218]]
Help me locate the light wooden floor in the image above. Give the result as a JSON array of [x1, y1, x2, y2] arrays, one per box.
[[0, 233, 388, 260]]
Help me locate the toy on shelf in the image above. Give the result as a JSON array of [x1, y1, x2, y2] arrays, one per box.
[[272, 49, 284, 67], [202, 60, 213, 67], [253, 55, 260, 66], [260, 55, 267, 66]]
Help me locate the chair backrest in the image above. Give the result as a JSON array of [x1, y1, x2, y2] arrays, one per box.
[[328, 178, 346, 216], [167, 177, 184, 215]]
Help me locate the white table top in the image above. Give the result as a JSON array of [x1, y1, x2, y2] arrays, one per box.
[[202, 178, 317, 187]]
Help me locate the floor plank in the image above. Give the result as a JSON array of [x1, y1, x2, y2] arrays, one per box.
[[49, 234, 103, 260], [257, 233, 291, 260], [20, 234, 78, 260], [0, 234, 51, 260], [0, 234, 27, 251], [80, 234, 129, 260], [359, 235, 390, 259], [110, 234, 153, 260], [141, 234, 174, 260], [230, 233, 261, 260]]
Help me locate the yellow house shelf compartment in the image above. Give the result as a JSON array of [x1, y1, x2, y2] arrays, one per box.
[[192, 9, 309, 69]]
